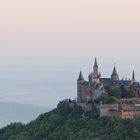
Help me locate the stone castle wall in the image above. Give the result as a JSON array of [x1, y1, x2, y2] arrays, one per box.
[[78, 103, 93, 111]]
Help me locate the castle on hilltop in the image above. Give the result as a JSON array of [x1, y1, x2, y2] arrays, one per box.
[[77, 58, 140, 104], [75, 58, 140, 119], [64, 58, 140, 119]]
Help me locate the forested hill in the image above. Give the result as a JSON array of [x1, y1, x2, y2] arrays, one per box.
[[0, 101, 140, 140]]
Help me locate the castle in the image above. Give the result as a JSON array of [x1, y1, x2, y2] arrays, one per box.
[[76, 58, 140, 119], [77, 58, 105, 103], [77, 58, 140, 103]]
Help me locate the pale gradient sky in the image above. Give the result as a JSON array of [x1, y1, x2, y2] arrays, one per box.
[[0, 0, 140, 63], [0, 0, 140, 107]]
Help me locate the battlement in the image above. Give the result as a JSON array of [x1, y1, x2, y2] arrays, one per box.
[[98, 98, 140, 119]]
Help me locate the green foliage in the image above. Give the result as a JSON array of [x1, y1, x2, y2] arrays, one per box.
[[126, 89, 136, 98], [121, 86, 136, 98], [108, 87, 121, 98], [0, 101, 140, 140], [95, 86, 137, 104], [105, 86, 136, 100], [95, 93, 117, 104]]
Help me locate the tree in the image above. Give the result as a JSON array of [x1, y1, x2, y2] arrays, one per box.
[[127, 89, 136, 98], [95, 93, 116, 104], [0, 101, 140, 140], [108, 87, 121, 98]]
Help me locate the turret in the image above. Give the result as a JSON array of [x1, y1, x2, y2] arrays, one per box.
[[77, 71, 84, 81], [111, 66, 119, 81], [93, 58, 98, 76], [77, 70, 85, 102], [132, 70, 136, 83], [91, 58, 100, 84]]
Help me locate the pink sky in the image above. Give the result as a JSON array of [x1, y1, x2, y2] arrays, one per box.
[[0, 0, 140, 70]]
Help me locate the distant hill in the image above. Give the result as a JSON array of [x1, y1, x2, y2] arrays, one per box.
[[0, 101, 140, 140], [0, 103, 50, 128]]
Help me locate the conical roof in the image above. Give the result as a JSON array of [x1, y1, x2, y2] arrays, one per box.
[[132, 70, 135, 81], [94, 58, 98, 67], [112, 66, 118, 75], [78, 71, 84, 81]]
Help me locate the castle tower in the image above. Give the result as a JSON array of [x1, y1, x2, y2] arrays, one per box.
[[77, 70, 85, 102], [90, 58, 100, 84], [111, 66, 119, 81], [93, 58, 98, 78], [132, 70, 136, 83]]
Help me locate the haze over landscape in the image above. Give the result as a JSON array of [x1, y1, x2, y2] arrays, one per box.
[[0, 0, 140, 109]]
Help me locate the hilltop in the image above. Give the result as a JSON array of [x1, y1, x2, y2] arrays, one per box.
[[0, 100, 140, 140]]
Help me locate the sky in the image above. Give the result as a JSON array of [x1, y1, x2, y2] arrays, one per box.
[[0, 0, 140, 108]]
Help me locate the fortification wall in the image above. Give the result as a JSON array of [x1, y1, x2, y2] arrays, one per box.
[[78, 103, 93, 111], [98, 104, 119, 117]]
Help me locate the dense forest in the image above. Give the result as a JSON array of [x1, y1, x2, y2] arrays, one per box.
[[0, 101, 140, 140]]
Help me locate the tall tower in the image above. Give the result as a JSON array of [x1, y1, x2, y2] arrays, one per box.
[[132, 70, 136, 83], [111, 66, 119, 81], [89, 58, 100, 84], [93, 58, 98, 78], [77, 70, 85, 102]]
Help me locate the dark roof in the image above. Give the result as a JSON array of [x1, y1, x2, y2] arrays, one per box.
[[78, 71, 84, 81], [101, 77, 133, 86], [101, 78, 110, 80], [132, 70, 135, 81], [95, 84, 105, 91], [95, 84, 101, 90], [94, 58, 98, 67], [101, 78, 111, 83], [111, 80, 131, 86], [112, 66, 118, 75]]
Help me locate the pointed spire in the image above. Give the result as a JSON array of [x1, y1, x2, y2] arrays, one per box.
[[94, 57, 98, 67], [132, 70, 135, 81], [78, 70, 84, 81], [112, 66, 118, 75]]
